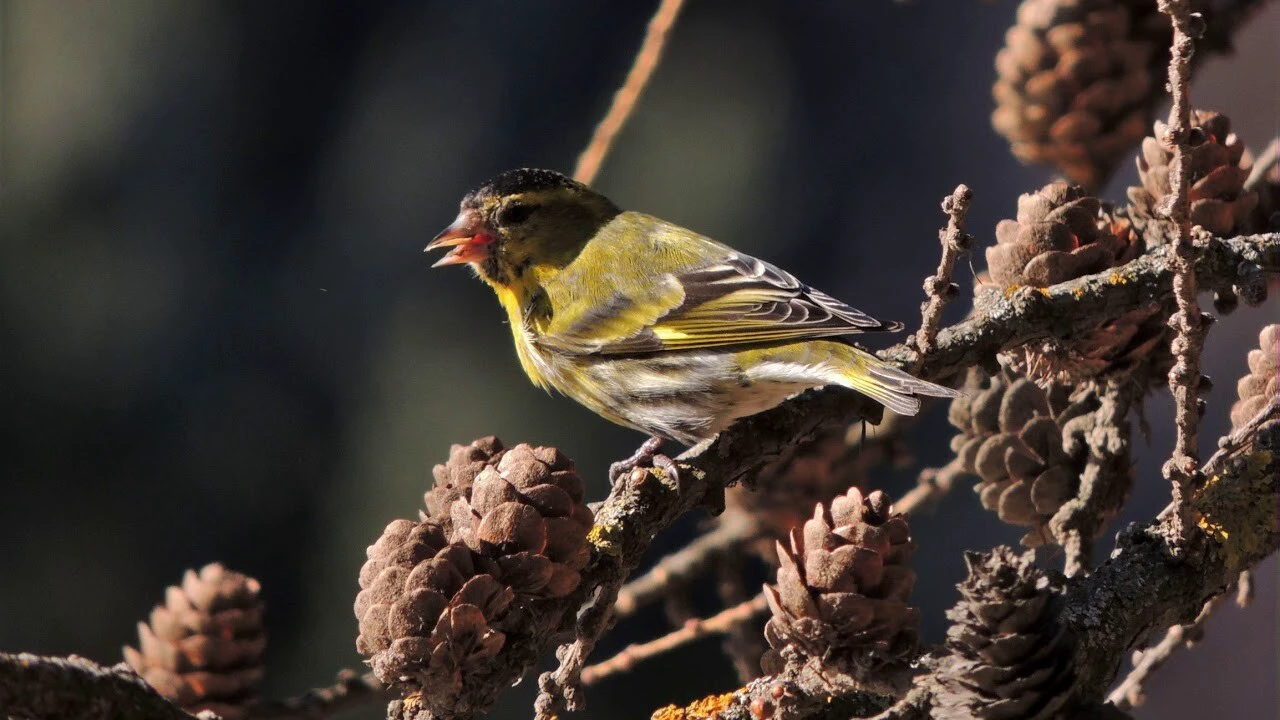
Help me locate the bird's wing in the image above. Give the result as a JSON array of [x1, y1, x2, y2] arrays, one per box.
[[536, 219, 900, 356]]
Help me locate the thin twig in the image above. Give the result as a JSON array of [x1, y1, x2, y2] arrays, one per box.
[[1156, 0, 1207, 543], [914, 185, 974, 356], [246, 670, 386, 720], [1201, 393, 1280, 477], [1050, 382, 1134, 578], [580, 593, 769, 685], [1244, 138, 1278, 192], [715, 552, 768, 683], [1107, 594, 1226, 710], [613, 511, 762, 618], [895, 458, 965, 516], [572, 0, 687, 185], [534, 563, 624, 719]]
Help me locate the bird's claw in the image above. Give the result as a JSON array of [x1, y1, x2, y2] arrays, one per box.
[[609, 436, 675, 487]]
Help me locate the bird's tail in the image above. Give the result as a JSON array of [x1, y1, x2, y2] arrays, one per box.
[[835, 344, 961, 417]]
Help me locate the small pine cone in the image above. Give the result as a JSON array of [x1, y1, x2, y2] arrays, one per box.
[[762, 488, 919, 681], [933, 548, 1076, 720], [988, 182, 1141, 287], [450, 443, 593, 599], [355, 518, 514, 715], [123, 564, 266, 719], [1229, 324, 1279, 435], [424, 436, 506, 530], [947, 368, 1099, 547], [985, 182, 1165, 383], [1128, 110, 1260, 241], [992, 0, 1172, 191]]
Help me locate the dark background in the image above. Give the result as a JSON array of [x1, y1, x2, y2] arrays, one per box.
[[1, 2, 1276, 718]]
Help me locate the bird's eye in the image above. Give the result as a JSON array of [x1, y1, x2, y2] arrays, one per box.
[[497, 202, 535, 226]]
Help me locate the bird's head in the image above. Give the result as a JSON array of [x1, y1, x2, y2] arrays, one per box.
[[427, 168, 621, 285]]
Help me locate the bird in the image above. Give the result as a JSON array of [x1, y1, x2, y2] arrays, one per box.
[[426, 168, 959, 478]]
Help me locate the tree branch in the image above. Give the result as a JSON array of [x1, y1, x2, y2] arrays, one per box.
[[912, 184, 973, 356], [0, 653, 198, 720], [1156, 0, 1207, 542], [1106, 594, 1225, 710]]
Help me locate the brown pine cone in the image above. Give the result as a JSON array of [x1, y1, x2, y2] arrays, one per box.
[[424, 436, 506, 530], [985, 181, 1165, 384], [355, 518, 514, 717], [449, 443, 593, 599], [1128, 110, 1260, 241], [932, 548, 1076, 720], [992, 0, 1173, 191], [947, 368, 1100, 547], [762, 488, 918, 682], [1230, 324, 1279, 434], [123, 564, 266, 720]]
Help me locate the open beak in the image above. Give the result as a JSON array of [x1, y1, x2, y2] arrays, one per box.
[[425, 209, 494, 267]]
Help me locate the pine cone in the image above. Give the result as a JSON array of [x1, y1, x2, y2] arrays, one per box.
[[1128, 110, 1260, 241], [992, 0, 1172, 190], [449, 443, 593, 599], [425, 436, 506, 530], [1230, 324, 1279, 434], [985, 181, 1164, 384], [762, 488, 918, 682], [947, 368, 1098, 547], [932, 548, 1076, 720], [355, 518, 514, 716], [123, 564, 266, 720]]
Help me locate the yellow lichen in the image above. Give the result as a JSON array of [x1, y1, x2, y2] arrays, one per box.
[[1192, 450, 1277, 571], [1072, 287, 1086, 299], [1037, 287, 1051, 297], [651, 692, 738, 720], [588, 523, 623, 557], [1108, 271, 1128, 284]]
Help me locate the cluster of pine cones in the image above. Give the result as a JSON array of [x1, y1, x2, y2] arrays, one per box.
[[355, 437, 594, 718]]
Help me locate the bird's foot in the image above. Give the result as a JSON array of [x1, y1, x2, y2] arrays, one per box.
[[609, 436, 679, 487]]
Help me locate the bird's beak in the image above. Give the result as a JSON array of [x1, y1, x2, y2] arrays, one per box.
[[425, 209, 494, 267]]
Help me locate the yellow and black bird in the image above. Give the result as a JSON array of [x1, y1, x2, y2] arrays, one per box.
[[427, 169, 957, 470]]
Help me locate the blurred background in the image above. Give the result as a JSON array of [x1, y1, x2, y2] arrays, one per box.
[[1, 1, 1276, 718]]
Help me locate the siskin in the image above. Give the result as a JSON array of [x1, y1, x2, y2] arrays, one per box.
[[427, 169, 958, 469]]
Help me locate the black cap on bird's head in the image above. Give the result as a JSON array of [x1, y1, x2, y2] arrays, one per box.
[[426, 168, 620, 276], [464, 168, 589, 207]]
